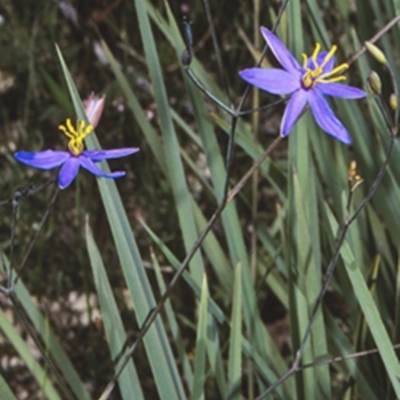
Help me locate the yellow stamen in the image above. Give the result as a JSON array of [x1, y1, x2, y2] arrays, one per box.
[[58, 118, 93, 156], [318, 76, 347, 84], [315, 62, 349, 84], [319, 45, 337, 70], [301, 53, 308, 68], [321, 62, 349, 78], [301, 43, 349, 89], [311, 42, 321, 67]]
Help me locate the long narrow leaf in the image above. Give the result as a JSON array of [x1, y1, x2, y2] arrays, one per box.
[[0, 373, 18, 400], [191, 275, 209, 400], [85, 218, 145, 400], [228, 263, 242, 400], [0, 257, 91, 400], [132, 0, 204, 284], [326, 203, 400, 396], [152, 249, 194, 390], [0, 309, 61, 400]]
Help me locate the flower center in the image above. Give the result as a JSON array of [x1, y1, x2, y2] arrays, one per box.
[[301, 43, 349, 89], [58, 118, 93, 156]]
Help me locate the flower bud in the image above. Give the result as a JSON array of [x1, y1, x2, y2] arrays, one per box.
[[390, 93, 398, 110], [348, 160, 357, 181], [367, 71, 382, 95], [348, 160, 363, 192], [84, 93, 105, 128], [365, 41, 387, 64]]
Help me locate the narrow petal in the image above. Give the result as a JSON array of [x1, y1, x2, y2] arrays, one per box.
[[79, 156, 125, 179], [14, 150, 69, 170], [308, 92, 352, 144], [239, 68, 300, 95], [281, 89, 309, 137], [58, 157, 81, 189], [82, 147, 139, 161], [316, 83, 366, 99], [260, 27, 301, 74]]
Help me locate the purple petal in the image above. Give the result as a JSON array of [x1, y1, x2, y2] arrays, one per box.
[[14, 150, 69, 170], [239, 68, 300, 95], [260, 27, 301, 74], [79, 157, 125, 179], [58, 157, 81, 189], [308, 92, 351, 144], [316, 83, 366, 99], [281, 89, 309, 137], [82, 147, 139, 161], [307, 52, 335, 73]]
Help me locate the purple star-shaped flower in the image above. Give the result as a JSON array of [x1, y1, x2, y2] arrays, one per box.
[[15, 95, 139, 189], [239, 27, 366, 144]]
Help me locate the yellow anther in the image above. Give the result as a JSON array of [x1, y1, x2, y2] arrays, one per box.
[[348, 160, 357, 181], [348, 160, 363, 192], [320, 45, 337, 70], [301, 43, 348, 89], [311, 42, 321, 66], [322, 62, 348, 78], [302, 53, 308, 68], [58, 118, 93, 156]]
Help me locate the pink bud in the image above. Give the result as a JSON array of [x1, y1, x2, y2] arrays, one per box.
[[84, 93, 105, 128]]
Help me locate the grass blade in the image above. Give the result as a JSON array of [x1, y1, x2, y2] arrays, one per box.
[[0, 373, 18, 400], [228, 263, 242, 400], [191, 275, 209, 400], [0, 308, 61, 400], [326, 203, 400, 396], [85, 218, 145, 400], [0, 258, 91, 400], [132, 0, 205, 284]]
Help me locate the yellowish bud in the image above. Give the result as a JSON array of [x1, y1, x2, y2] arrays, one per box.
[[365, 41, 387, 64], [348, 160, 357, 181], [367, 71, 382, 95], [348, 160, 363, 192], [390, 93, 398, 110]]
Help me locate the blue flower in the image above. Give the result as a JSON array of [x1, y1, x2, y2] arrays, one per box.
[[239, 27, 366, 144], [15, 118, 139, 189]]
